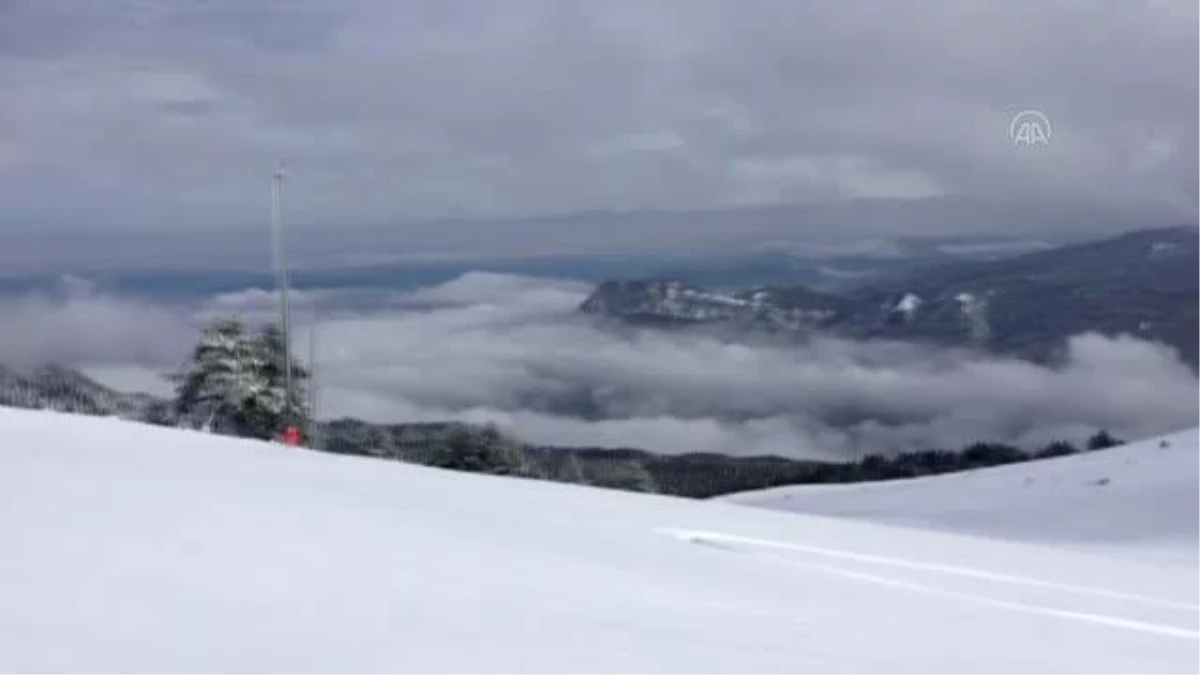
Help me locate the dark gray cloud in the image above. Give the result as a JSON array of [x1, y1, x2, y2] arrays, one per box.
[[3, 273, 1195, 459], [0, 0, 1194, 243]]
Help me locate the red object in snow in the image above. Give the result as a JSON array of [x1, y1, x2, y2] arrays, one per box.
[[281, 426, 302, 446]]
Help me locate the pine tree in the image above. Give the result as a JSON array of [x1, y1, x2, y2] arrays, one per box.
[[557, 452, 587, 484], [1086, 430, 1121, 451], [585, 458, 658, 493], [429, 423, 536, 477], [171, 317, 253, 435], [251, 323, 310, 436], [1034, 440, 1079, 459], [171, 317, 309, 441], [545, 451, 587, 484]]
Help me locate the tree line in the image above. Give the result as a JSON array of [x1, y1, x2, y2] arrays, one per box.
[[163, 316, 1128, 499], [164, 316, 661, 492]]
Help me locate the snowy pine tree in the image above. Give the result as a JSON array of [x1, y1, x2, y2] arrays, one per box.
[[546, 451, 588, 484], [428, 423, 537, 477], [171, 318, 251, 434], [171, 317, 309, 440], [251, 323, 310, 435], [585, 458, 658, 493]]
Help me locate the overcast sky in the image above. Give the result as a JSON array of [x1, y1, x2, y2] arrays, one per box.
[[1, 0, 1196, 239]]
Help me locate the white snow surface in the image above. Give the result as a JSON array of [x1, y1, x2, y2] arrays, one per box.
[[723, 429, 1200, 567], [1, 407, 1197, 673]]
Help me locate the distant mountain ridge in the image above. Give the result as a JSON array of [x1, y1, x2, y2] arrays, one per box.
[[579, 280, 851, 332], [0, 363, 163, 420], [580, 226, 1200, 367], [0, 234, 1069, 301]]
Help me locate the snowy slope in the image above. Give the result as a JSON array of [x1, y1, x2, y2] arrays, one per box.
[[723, 429, 1200, 566], [1, 407, 1197, 673]]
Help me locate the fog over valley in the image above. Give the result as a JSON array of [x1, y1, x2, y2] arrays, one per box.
[[2, 271, 1194, 459]]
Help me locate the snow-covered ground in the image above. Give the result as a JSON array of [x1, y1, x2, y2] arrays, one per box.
[[722, 429, 1200, 567], [1, 406, 1196, 673]]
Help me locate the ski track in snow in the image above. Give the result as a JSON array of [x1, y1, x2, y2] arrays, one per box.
[[658, 528, 1199, 611], [659, 528, 1200, 641], [3, 407, 1197, 673]]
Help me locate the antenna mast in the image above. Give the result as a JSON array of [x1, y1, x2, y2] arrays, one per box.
[[271, 162, 295, 432], [308, 304, 320, 449]]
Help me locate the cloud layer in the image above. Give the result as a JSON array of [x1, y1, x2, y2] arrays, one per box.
[[3, 272, 1196, 459], [1, 0, 1195, 235]]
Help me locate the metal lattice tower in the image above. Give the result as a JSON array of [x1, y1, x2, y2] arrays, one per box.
[[270, 162, 295, 430], [308, 305, 321, 449]]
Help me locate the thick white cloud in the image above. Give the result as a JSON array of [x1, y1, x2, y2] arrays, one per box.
[[3, 272, 1195, 459]]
